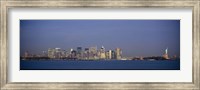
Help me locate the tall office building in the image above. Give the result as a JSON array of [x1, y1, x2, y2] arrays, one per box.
[[48, 48, 55, 59], [70, 48, 73, 53], [106, 51, 109, 59], [97, 50, 101, 59], [61, 50, 66, 59], [108, 50, 112, 59], [100, 46, 106, 59], [111, 50, 116, 59], [77, 47, 82, 53], [55, 48, 61, 59], [77, 47, 82, 59], [89, 46, 97, 59], [105, 50, 112, 60], [116, 48, 122, 60], [84, 48, 89, 59], [65, 50, 70, 58], [70, 50, 77, 59]]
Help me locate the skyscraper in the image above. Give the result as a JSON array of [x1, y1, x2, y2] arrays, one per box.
[[48, 48, 55, 59], [77, 47, 82, 59], [55, 48, 61, 59], [70, 50, 77, 59], [61, 50, 66, 59], [108, 50, 112, 59], [111, 50, 116, 59], [65, 50, 70, 58], [106, 51, 109, 59], [77, 47, 82, 53], [84, 48, 89, 59], [89, 46, 97, 59], [100, 46, 106, 59], [116, 48, 122, 60], [105, 50, 112, 60]]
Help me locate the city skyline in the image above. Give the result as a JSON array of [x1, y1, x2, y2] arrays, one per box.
[[20, 20, 180, 57], [22, 46, 173, 60], [23, 46, 124, 60]]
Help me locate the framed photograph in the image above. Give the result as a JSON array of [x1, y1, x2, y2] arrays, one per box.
[[20, 20, 180, 70], [1, 0, 199, 90]]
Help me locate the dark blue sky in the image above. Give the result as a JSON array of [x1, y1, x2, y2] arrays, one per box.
[[20, 20, 180, 57]]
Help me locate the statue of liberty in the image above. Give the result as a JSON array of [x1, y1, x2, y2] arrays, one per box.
[[165, 48, 168, 54], [163, 48, 169, 59]]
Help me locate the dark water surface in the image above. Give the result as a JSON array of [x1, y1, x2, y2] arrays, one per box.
[[20, 59, 180, 70]]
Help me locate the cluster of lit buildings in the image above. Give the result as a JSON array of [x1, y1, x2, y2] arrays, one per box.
[[24, 46, 122, 60], [23, 47, 177, 60]]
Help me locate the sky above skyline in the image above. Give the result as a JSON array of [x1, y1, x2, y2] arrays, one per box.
[[20, 20, 180, 57]]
